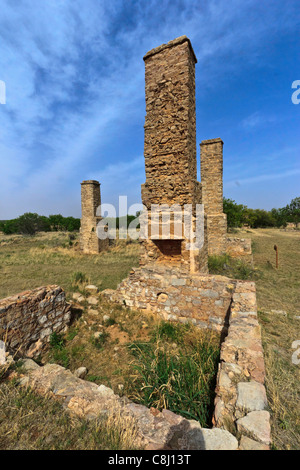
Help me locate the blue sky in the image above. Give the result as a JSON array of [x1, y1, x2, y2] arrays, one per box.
[[0, 0, 299, 219]]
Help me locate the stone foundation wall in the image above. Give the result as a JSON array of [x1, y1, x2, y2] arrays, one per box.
[[104, 271, 270, 449], [213, 280, 270, 449], [104, 266, 236, 333], [226, 236, 253, 260], [0, 286, 71, 357]]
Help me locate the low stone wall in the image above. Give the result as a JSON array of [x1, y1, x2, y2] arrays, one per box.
[[104, 265, 236, 333], [18, 359, 239, 450], [104, 267, 270, 449], [213, 280, 270, 449], [226, 237, 252, 259], [0, 286, 71, 357]]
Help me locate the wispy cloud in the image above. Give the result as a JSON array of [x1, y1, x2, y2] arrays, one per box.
[[241, 111, 280, 130], [225, 168, 300, 188], [0, 0, 299, 218]]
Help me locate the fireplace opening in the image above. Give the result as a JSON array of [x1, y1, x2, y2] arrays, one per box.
[[153, 239, 182, 264]]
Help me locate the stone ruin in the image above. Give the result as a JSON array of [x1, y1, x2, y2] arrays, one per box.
[[102, 37, 270, 448], [80, 37, 251, 262], [0, 286, 71, 358], [80, 180, 108, 254], [0, 36, 269, 450], [104, 36, 253, 328]]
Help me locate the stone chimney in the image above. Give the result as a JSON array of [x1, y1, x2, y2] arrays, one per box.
[[80, 180, 108, 254], [200, 138, 227, 255], [140, 36, 207, 272]]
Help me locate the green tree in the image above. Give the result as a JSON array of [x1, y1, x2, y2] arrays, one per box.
[[16, 213, 50, 235], [223, 198, 246, 228], [286, 197, 300, 224]]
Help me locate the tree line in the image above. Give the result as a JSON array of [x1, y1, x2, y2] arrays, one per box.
[[223, 197, 300, 228], [0, 197, 299, 235], [0, 213, 80, 235]]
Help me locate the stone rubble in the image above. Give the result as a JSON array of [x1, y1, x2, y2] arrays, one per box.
[[0, 286, 71, 358]]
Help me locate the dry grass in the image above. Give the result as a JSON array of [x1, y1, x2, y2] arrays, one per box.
[[234, 228, 300, 450], [0, 377, 141, 450], [0, 231, 139, 299], [1, 228, 299, 449]]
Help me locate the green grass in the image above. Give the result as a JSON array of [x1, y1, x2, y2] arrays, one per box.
[[208, 253, 257, 280], [127, 322, 220, 427]]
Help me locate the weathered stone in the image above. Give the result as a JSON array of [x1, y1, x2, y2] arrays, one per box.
[[270, 309, 287, 316], [85, 285, 99, 294], [87, 296, 98, 306], [0, 340, 6, 365], [0, 286, 71, 358], [97, 384, 115, 397], [236, 411, 271, 445], [184, 424, 238, 450], [21, 358, 41, 372], [80, 180, 109, 254], [74, 367, 88, 379], [236, 381, 268, 415], [239, 435, 269, 450]]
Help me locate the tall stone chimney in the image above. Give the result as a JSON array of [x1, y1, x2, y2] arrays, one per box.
[[200, 138, 227, 255], [80, 180, 108, 254], [141, 36, 207, 272]]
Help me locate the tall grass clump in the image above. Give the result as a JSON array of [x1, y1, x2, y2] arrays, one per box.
[[208, 254, 257, 280], [127, 322, 219, 427], [208, 254, 231, 274]]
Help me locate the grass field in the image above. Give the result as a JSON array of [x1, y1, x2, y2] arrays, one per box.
[[0, 232, 139, 299], [0, 228, 299, 449], [244, 228, 300, 450]]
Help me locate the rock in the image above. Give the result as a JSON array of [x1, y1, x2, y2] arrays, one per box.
[[0, 340, 6, 365], [85, 285, 99, 294], [239, 435, 269, 450], [270, 310, 287, 317], [88, 309, 99, 316], [6, 355, 15, 365], [295, 316, 300, 320], [72, 292, 83, 301], [21, 359, 41, 372], [236, 410, 271, 445], [74, 367, 88, 379], [185, 424, 238, 450], [26, 339, 43, 358], [103, 315, 110, 323], [236, 381, 268, 415], [87, 296, 98, 306], [97, 384, 115, 397], [94, 331, 103, 339]]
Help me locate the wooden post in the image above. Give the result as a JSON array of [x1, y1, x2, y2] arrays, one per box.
[[274, 244, 279, 269]]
